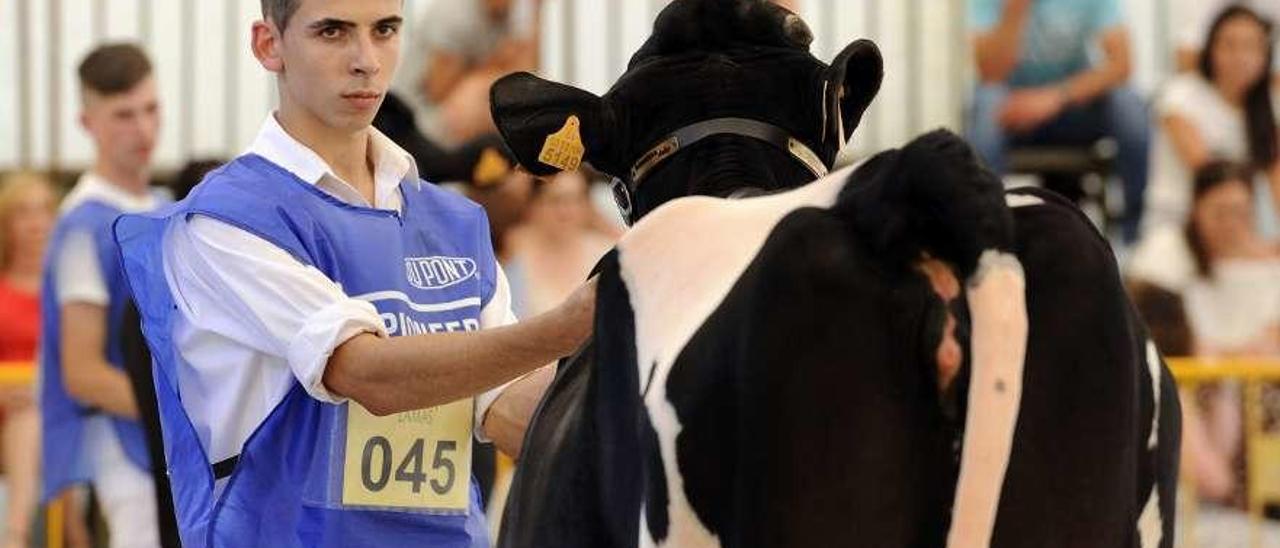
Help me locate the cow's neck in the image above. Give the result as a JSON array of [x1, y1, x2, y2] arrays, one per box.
[[641, 137, 813, 216]]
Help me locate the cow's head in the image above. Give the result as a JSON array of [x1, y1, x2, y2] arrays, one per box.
[[490, 0, 883, 224]]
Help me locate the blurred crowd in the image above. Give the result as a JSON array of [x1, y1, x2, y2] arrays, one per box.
[[0, 0, 1278, 546], [970, 1, 1280, 543]]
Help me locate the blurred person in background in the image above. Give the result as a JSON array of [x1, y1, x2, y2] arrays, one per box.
[[1182, 161, 1280, 358], [967, 0, 1150, 243], [1143, 6, 1279, 241], [395, 0, 539, 144], [1173, 0, 1280, 78], [505, 170, 615, 318], [0, 173, 55, 548], [40, 43, 164, 548], [1180, 161, 1280, 508], [1125, 280, 1239, 504]]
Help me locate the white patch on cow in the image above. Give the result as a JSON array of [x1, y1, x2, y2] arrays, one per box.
[[946, 250, 1028, 548], [643, 367, 720, 547], [618, 166, 856, 547], [1145, 340, 1161, 449], [1004, 193, 1044, 209], [1138, 339, 1164, 547], [1137, 483, 1163, 547]]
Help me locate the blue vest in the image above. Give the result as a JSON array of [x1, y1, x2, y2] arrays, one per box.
[[115, 155, 495, 548], [40, 199, 153, 501]]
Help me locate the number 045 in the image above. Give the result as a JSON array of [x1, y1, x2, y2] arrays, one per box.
[[359, 436, 457, 495]]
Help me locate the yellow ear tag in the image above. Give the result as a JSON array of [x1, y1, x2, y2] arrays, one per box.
[[472, 147, 511, 188], [538, 115, 585, 172]]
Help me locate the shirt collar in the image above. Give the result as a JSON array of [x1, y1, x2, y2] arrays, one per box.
[[247, 113, 421, 210], [61, 171, 158, 214]]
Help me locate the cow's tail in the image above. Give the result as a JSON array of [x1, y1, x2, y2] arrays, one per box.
[[834, 129, 1029, 547]]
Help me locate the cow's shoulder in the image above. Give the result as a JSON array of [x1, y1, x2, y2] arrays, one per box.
[[617, 170, 851, 372]]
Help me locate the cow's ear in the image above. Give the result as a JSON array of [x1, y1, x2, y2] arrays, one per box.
[[823, 39, 883, 149], [490, 72, 619, 178]]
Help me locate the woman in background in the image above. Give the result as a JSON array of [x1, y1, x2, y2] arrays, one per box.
[[505, 170, 616, 317], [1179, 161, 1280, 508], [0, 172, 56, 548], [1145, 5, 1278, 237]]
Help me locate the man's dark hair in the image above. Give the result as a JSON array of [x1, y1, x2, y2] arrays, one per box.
[[78, 43, 152, 97], [261, 0, 302, 31]]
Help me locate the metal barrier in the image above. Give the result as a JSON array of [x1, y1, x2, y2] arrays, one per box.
[[1167, 357, 1280, 548]]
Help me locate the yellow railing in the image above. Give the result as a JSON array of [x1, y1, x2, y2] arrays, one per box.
[[0, 362, 36, 386], [1168, 357, 1280, 548]]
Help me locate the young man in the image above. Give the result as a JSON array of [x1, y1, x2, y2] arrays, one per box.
[[966, 0, 1150, 243], [114, 0, 593, 545], [41, 43, 163, 548]]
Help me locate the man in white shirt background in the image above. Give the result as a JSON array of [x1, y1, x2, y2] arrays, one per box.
[[40, 43, 164, 548], [113, 0, 594, 545]]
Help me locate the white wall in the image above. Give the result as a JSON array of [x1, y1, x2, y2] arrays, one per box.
[[0, 0, 1178, 172]]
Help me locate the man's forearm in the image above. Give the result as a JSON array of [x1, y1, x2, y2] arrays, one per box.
[[1061, 29, 1132, 106], [66, 361, 140, 419], [484, 365, 556, 458], [326, 305, 589, 416], [1060, 62, 1129, 106], [973, 2, 1030, 82]]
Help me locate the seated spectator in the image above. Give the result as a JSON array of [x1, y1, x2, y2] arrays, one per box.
[[1144, 5, 1280, 239], [1183, 161, 1280, 506], [1182, 163, 1280, 356], [0, 172, 56, 548], [504, 170, 616, 317], [395, 0, 539, 145], [1173, 0, 1280, 76], [967, 0, 1149, 242]]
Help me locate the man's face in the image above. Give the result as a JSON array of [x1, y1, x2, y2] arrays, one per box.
[[81, 76, 160, 173], [271, 0, 403, 134]]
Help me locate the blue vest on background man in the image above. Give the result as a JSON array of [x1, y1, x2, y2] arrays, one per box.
[[115, 154, 496, 548], [40, 200, 153, 501]]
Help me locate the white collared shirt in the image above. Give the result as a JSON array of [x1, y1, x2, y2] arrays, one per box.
[[56, 171, 160, 306], [163, 114, 516, 465]]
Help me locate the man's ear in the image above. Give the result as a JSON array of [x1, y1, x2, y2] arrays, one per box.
[[251, 20, 284, 73], [823, 39, 883, 150], [489, 72, 618, 177]]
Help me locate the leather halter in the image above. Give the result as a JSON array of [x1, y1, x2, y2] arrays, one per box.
[[610, 117, 829, 224]]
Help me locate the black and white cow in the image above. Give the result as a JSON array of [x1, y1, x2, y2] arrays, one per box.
[[489, 1, 1180, 546]]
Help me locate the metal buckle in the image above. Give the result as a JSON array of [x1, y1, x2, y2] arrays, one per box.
[[610, 177, 635, 226]]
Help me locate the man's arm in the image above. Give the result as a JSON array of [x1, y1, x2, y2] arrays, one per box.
[[1059, 27, 1133, 107], [998, 27, 1133, 132], [482, 365, 555, 457], [60, 302, 140, 419], [972, 0, 1031, 83], [324, 278, 594, 417]]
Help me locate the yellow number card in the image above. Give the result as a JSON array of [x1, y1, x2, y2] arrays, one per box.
[[342, 398, 474, 512]]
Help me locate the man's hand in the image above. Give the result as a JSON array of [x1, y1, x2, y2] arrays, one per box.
[[998, 87, 1066, 133], [553, 276, 598, 351], [482, 277, 597, 456], [484, 365, 556, 458]]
